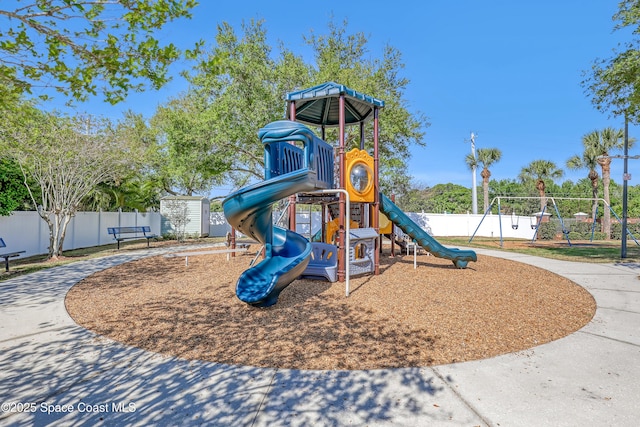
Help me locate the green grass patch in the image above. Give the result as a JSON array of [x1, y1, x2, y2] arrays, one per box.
[[0, 236, 226, 282], [440, 236, 640, 263], [2, 235, 637, 282]]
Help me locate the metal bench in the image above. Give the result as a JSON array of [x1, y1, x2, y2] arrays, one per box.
[[107, 226, 158, 250], [0, 238, 26, 272]]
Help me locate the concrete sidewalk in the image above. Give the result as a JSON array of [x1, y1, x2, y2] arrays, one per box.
[[0, 246, 639, 426]]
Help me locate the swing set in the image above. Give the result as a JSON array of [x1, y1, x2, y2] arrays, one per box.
[[469, 196, 640, 248]]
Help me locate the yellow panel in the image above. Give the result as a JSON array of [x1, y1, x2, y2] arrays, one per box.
[[325, 218, 359, 244], [379, 212, 392, 234], [345, 148, 375, 202]]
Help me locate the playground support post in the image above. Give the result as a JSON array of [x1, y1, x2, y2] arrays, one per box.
[[528, 199, 571, 246], [469, 196, 636, 247], [622, 116, 629, 258], [288, 102, 297, 231], [530, 204, 547, 243], [468, 197, 498, 246], [390, 194, 397, 257], [338, 94, 346, 281], [373, 106, 380, 275], [308, 189, 351, 297], [497, 198, 503, 247]]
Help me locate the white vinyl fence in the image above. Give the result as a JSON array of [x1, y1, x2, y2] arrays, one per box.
[[1, 210, 535, 258], [0, 211, 161, 258], [213, 211, 537, 242]]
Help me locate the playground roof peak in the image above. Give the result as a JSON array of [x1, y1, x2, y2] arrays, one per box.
[[285, 82, 385, 127]]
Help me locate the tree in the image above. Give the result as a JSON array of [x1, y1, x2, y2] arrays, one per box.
[[80, 174, 160, 212], [147, 19, 304, 195], [304, 19, 429, 195], [567, 138, 600, 220], [0, 106, 142, 259], [582, 1, 640, 122], [425, 184, 472, 214], [163, 199, 191, 242], [0, 1, 200, 105], [0, 157, 36, 215], [150, 92, 233, 195], [75, 111, 162, 211], [581, 127, 633, 238], [400, 183, 471, 214], [466, 148, 501, 213], [627, 183, 640, 217], [518, 160, 564, 212], [488, 178, 529, 198], [180, 19, 428, 196], [396, 180, 430, 212]]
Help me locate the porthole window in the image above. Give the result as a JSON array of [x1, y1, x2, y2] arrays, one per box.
[[349, 162, 372, 195]]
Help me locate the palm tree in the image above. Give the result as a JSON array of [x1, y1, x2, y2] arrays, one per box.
[[467, 148, 502, 213], [582, 127, 633, 238], [478, 148, 501, 213], [519, 160, 564, 212], [566, 143, 600, 220], [80, 174, 160, 212]]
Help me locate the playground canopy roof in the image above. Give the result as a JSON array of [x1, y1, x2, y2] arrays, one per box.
[[285, 82, 384, 127]]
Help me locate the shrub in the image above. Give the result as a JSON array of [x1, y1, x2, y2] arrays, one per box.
[[163, 199, 191, 242], [537, 222, 556, 240], [568, 231, 584, 240], [611, 222, 640, 240], [571, 222, 594, 235], [611, 223, 622, 240]]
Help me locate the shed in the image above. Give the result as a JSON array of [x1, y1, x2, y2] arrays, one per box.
[[160, 196, 210, 238]]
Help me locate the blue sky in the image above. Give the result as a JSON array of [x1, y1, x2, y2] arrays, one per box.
[[53, 1, 638, 193]]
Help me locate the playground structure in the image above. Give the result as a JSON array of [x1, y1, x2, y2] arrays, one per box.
[[469, 196, 640, 247], [223, 82, 476, 307]]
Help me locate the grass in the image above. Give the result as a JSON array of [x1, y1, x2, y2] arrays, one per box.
[[2, 235, 638, 283], [439, 236, 640, 263], [0, 236, 227, 282]]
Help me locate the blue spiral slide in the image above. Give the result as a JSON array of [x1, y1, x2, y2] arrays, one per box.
[[379, 193, 477, 268], [222, 121, 334, 307]]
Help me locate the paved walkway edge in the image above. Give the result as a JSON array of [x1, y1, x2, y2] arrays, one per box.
[[0, 247, 638, 426]]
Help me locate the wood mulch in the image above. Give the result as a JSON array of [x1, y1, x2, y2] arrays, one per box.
[[65, 245, 596, 370]]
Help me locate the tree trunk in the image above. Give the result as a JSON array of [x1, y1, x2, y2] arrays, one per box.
[[55, 212, 73, 257], [39, 209, 73, 259], [536, 179, 546, 212], [51, 211, 63, 259], [36, 210, 56, 260], [590, 175, 598, 221], [481, 168, 490, 213]]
